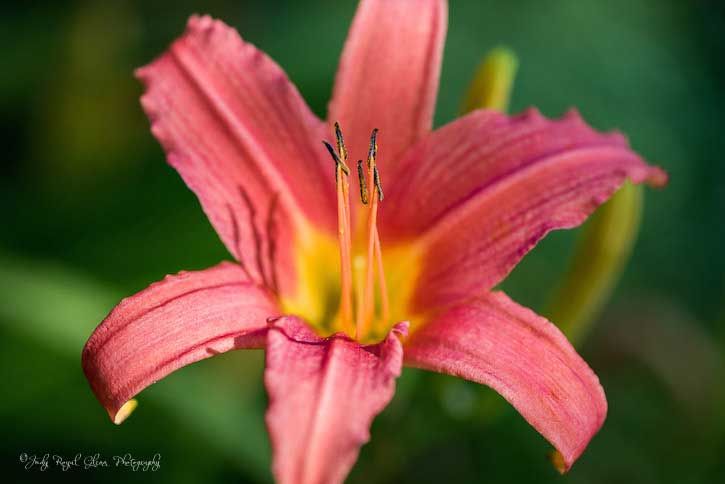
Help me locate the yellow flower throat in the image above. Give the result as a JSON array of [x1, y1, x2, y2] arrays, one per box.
[[280, 124, 420, 343]]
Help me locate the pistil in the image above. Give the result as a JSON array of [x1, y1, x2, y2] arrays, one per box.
[[361, 130, 381, 335]]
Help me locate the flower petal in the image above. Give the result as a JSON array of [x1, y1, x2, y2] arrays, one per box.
[[265, 317, 406, 484], [136, 15, 336, 292], [404, 291, 606, 472], [82, 261, 278, 423], [328, 0, 447, 175], [381, 108, 667, 313]]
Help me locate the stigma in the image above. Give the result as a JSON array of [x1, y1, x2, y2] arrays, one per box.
[[323, 123, 389, 341]]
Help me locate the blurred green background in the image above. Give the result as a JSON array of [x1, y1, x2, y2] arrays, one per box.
[[2, 0, 724, 482]]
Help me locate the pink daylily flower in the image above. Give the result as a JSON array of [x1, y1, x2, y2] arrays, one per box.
[[82, 1, 667, 482]]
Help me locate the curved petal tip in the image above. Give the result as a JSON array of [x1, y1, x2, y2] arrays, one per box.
[[404, 292, 607, 471], [549, 449, 568, 474], [113, 399, 138, 425], [645, 165, 668, 188], [82, 262, 276, 424]]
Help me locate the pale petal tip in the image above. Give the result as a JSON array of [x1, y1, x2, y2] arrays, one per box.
[[186, 14, 213, 31], [646, 166, 669, 188], [113, 399, 138, 425], [548, 449, 569, 474], [133, 66, 148, 82]]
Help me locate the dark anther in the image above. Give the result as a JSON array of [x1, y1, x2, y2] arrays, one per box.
[[367, 128, 378, 167], [357, 160, 369, 205], [334, 122, 348, 162], [322, 140, 350, 176], [373, 166, 384, 201]]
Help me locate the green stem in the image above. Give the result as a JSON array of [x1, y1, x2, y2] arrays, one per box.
[[461, 46, 518, 114], [545, 181, 644, 344], [462, 46, 645, 346]]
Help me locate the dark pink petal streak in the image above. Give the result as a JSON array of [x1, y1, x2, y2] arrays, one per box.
[[404, 291, 607, 471], [137, 15, 335, 293], [265, 317, 406, 484], [82, 262, 278, 423], [381, 108, 667, 313]]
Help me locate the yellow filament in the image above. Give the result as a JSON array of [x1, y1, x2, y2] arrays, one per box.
[[353, 254, 366, 336], [336, 164, 354, 335], [374, 228, 390, 325], [359, 129, 383, 337], [361, 187, 379, 334]]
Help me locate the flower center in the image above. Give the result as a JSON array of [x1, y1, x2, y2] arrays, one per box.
[[280, 124, 422, 342], [322, 123, 389, 342]]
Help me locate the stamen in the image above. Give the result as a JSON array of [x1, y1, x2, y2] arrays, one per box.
[[361, 186, 379, 334], [323, 134, 353, 334], [333, 125, 353, 317], [361, 129, 380, 334], [322, 125, 389, 341], [333, 126, 353, 312], [357, 160, 369, 205], [336, 167, 353, 333]]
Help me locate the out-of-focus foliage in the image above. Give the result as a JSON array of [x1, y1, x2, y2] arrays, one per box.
[[1, 1, 723, 483], [546, 181, 645, 344]]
